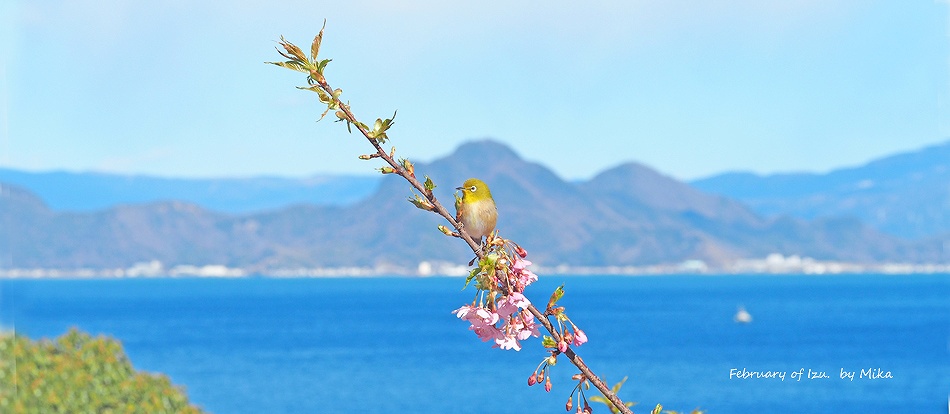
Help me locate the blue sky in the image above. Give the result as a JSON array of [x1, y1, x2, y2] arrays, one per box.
[[2, 1, 948, 181]]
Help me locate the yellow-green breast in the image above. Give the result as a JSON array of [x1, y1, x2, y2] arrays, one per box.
[[455, 178, 497, 239]]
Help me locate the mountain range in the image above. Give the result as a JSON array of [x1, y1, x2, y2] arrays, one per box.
[[2, 140, 948, 272], [0, 168, 379, 213], [691, 140, 950, 240]]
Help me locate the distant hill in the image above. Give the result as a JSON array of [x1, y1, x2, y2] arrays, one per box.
[[0, 168, 380, 213], [2, 140, 944, 271], [690, 140, 950, 239]]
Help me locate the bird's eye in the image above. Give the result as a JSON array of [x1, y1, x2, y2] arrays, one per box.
[[470, 186, 477, 192]]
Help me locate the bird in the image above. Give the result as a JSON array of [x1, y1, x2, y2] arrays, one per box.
[[455, 178, 498, 243]]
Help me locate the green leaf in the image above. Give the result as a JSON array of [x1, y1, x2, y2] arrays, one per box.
[[462, 268, 479, 290], [266, 60, 309, 73], [612, 376, 629, 394], [542, 335, 557, 348], [652, 404, 663, 414], [480, 253, 498, 270], [307, 88, 330, 104], [424, 175, 436, 191], [295, 84, 322, 94], [316, 58, 332, 73], [381, 110, 397, 129], [548, 284, 565, 309]]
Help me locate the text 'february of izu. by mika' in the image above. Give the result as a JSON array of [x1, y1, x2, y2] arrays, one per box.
[[729, 367, 893, 382]]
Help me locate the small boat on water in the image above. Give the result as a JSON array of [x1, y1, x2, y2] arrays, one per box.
[[734, 305, 752, 323]]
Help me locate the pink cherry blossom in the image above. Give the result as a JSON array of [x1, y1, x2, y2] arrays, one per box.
[[454, 305, 504, 342], [454, 305, 498, 325], [495, 298, 518, 320], [472, 322, 505, 342], [496, 293, 531, 319], [495, 335, 521, 351], [511, 257, 538, 291], [453, 305, 475, 320], [572, 326, 588, 346], [517, 316, 541, 340]]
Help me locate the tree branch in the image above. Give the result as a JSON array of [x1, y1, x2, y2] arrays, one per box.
[[311, 76, 485, 256], [525, 304, 631, 413], [273, 33, 634, 414], [312, 75, 633, 414]]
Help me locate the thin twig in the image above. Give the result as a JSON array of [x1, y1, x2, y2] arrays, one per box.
[[311, 73, 634, 414], [313, 77, 483, 256], [525, 304, 631, 413]]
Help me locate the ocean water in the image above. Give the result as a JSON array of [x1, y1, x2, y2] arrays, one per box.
[[1, 274, 947, 413]]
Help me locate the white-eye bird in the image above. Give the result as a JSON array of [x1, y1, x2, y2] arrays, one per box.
[[455, 178, 498, 242]]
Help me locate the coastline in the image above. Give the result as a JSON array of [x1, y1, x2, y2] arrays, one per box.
[[2, 254, 949, 280]]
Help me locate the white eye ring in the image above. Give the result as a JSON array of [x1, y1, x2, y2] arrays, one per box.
[[470, 186, 477, 192]]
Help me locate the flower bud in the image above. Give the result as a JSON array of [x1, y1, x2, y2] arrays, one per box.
[[528, 373, 537, 386], [573, 327, 588, 346], [537, 371, 544, 382], [565, 396, 573, 411], [516, 245, 528, 258], [437, 225, 455, 236], [358, 154, 372, 160], [545, 377, 552, 392], [557, 340, 568, 353], [401, 159, 415, 177]]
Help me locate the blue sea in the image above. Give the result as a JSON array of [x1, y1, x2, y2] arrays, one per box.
[[1, 274, 948, 413]]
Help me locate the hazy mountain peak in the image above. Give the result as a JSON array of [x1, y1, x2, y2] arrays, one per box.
[[449, 139, 523, 165], [0, 182, 49, 211], [588, 161, 677, 187], [586, 162, 705, 208]]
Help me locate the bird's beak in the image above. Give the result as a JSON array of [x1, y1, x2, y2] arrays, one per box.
[[455, 186, 464, 190]]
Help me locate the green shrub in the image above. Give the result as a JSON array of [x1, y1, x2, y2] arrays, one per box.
[[0, 328, 203, 413]]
